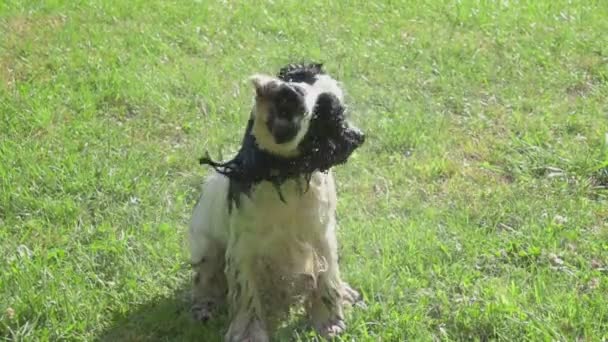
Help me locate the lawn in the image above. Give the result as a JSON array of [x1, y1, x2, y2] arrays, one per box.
[[1, 0, 607, 341]]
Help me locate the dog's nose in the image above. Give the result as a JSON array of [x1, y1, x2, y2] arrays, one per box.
[[271, 118, 299, 144]]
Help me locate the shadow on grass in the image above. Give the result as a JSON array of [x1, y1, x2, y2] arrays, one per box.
[[97, 286, 225, 342], [97, 285, 315, 342]]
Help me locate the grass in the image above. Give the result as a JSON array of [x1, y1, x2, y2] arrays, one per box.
[[1, 0, 607, 340]]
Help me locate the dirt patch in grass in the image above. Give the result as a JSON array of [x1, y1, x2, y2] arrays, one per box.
[[2, 14, 66, 38], [0, 14, 66, 89]]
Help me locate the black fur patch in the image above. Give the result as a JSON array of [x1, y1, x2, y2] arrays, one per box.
[[278, 63, 324, 84], [199, 63, 364, 211]]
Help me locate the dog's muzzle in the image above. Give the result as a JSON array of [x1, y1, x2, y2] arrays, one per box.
[[269, 117, 300, 144]]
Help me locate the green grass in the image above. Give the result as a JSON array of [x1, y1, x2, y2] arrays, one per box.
[[1, 0, 608, 340]]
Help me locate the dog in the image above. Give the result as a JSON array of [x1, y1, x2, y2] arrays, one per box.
[[189, 64, 364, 341]]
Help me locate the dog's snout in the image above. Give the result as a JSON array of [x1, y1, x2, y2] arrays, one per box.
[[270, 118, 300, 144]]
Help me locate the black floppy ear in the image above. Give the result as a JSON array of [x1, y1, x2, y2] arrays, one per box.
[[249, 74, 276, 97]]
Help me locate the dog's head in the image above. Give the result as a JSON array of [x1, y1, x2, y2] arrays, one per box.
[[249, 75, 316, 157], [200, 65, 364, 206], [248, 71, 363, 161]]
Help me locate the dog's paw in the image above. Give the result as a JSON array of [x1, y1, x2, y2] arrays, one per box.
[[190, 301, 217, 322], [225, 333, 269, 342], [341, 283, 359, 303], [341, 282, 366, 308], [225, 318, 269, 342], [309, 298, 346, 338], [316, 318, 346, 338]]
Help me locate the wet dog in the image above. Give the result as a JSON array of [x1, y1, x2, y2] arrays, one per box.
[[189, 64, 364, 341]]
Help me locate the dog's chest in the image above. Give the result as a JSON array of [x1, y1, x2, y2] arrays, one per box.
[[232, 172, 335, 237], [228, 172, 337, 310], [229, 172, 336, 273]]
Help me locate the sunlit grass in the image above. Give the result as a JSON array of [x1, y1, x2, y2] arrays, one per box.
[[1, 1, 607, 340]]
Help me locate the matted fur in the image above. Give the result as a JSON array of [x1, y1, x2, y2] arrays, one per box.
[[189, 65, 362, 341]]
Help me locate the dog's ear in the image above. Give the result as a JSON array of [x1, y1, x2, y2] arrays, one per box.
[[249, 74, 277, 97]]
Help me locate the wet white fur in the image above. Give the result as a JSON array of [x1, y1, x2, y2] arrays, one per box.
[[188, 73, 357, 342]]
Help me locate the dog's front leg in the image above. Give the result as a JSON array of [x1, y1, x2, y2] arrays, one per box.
[[224, 233, 269, 342], [308, 221, 359, 338], [190, 238, 227, 322]]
